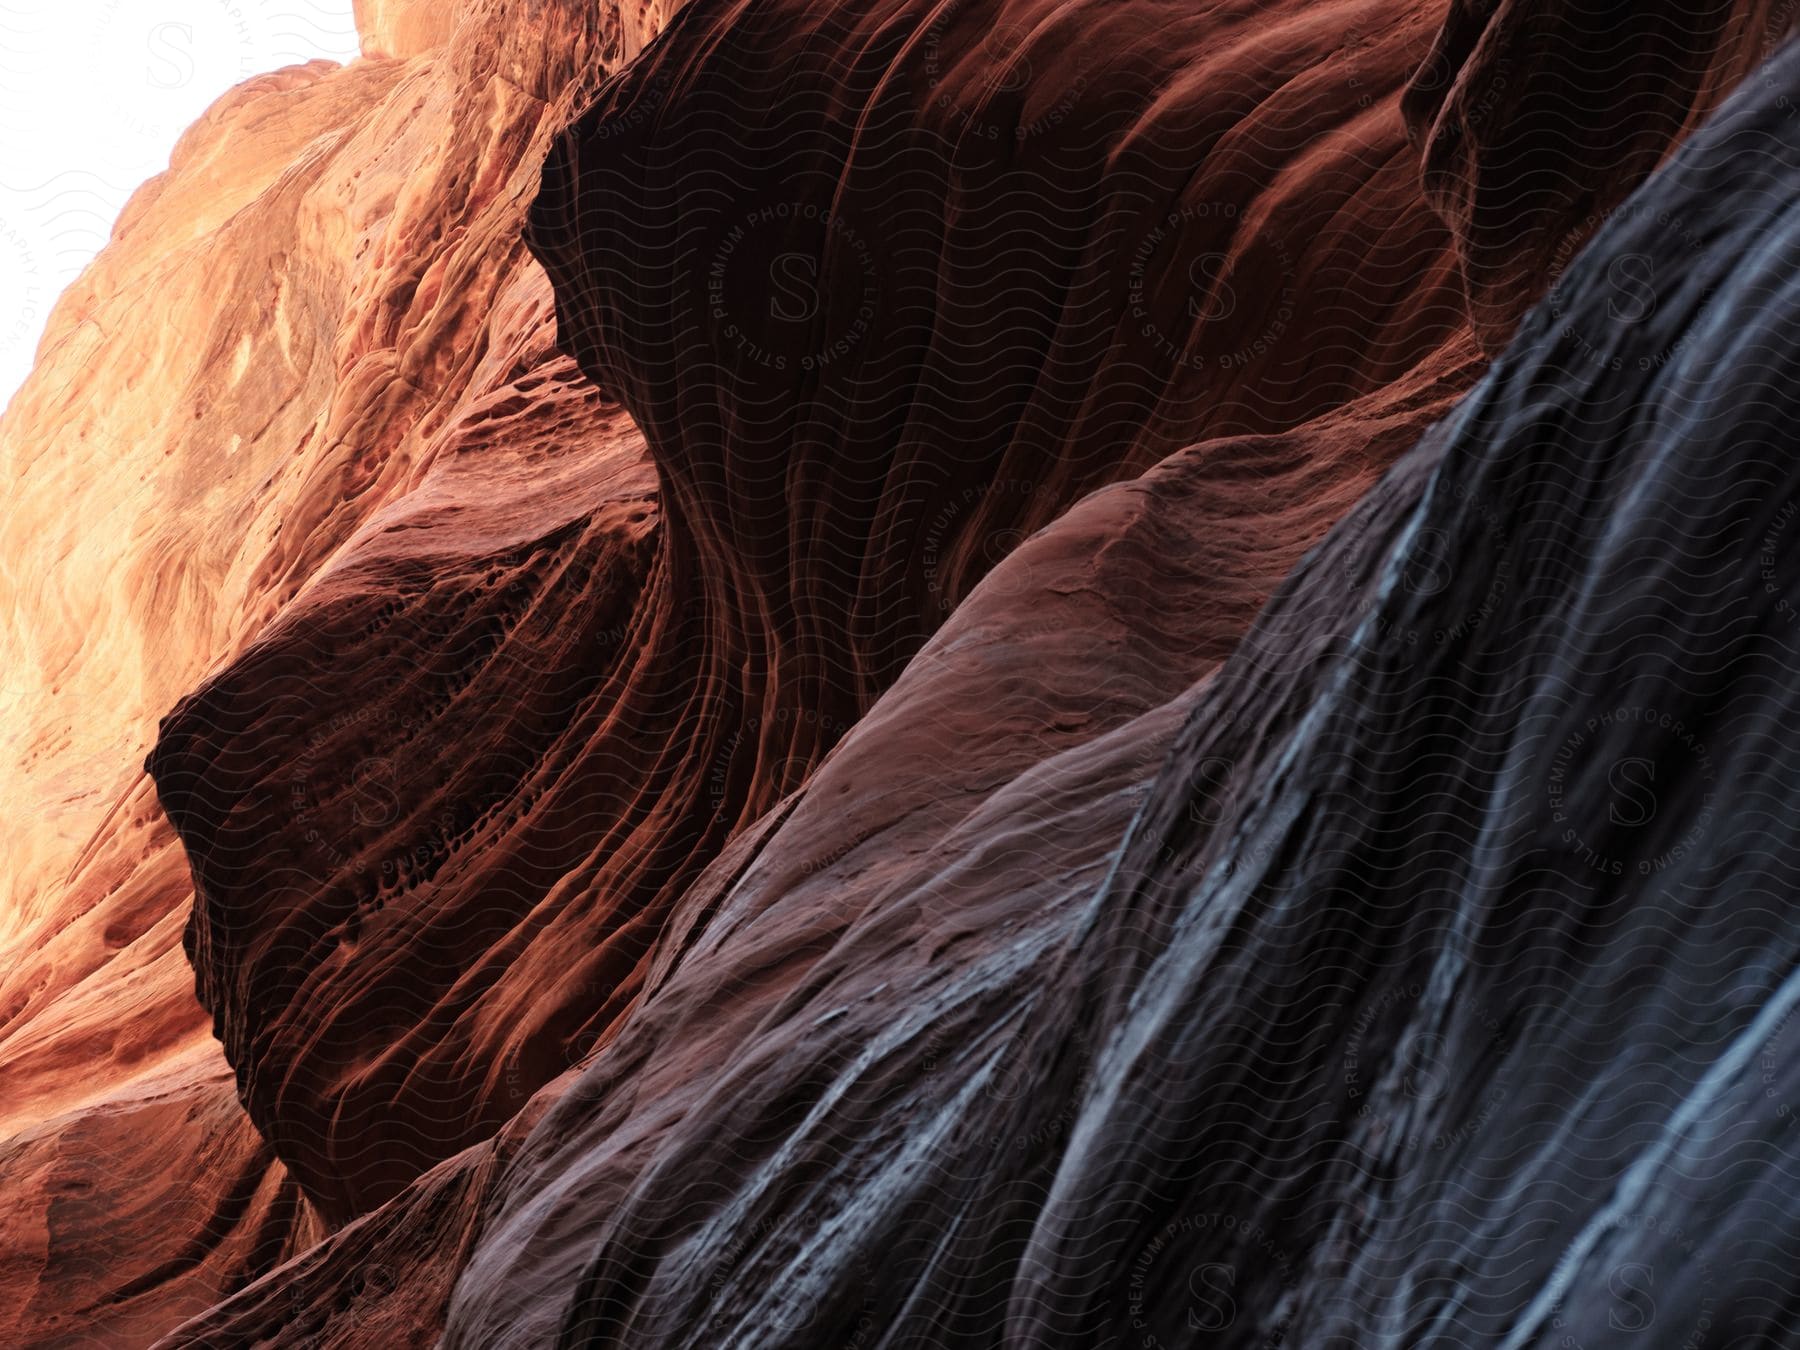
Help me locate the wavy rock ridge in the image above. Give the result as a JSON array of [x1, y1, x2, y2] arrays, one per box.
[[0, 0, 1794, 1344], [2, 1, 660, 1339]]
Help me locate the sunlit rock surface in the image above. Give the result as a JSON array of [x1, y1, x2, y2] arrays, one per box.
[[0, 0, 1793, 1344], [1, 2, 658, 1340]]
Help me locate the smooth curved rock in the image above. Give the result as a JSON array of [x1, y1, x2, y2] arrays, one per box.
[[152, 0, 1491, 1223], [0, 0, 665, 1336], [446, 35, 1800, 1346], [1, 0, 1793, 1344], [1401, 0, 1790, 347]]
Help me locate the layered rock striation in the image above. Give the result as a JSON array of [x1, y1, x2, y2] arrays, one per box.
[[447, 34, 1800, 1345], [0, 0, 1794, 1345], [2, 2, 660, 1339]]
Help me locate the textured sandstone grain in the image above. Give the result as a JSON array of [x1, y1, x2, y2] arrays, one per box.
[[0, 0, 1792, 1345], [1, 2, 661, 1338]]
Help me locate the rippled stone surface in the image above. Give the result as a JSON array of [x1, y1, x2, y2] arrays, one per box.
[[434, 37, 1800, 1346], [1, 2, 660, 1338], [155, 0, 1492, 1229], [0, 0, 1794, 1345]]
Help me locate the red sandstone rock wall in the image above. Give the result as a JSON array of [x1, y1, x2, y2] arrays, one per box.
[[0, 3, 659, 1339], [0, 0, 1787, 1344]]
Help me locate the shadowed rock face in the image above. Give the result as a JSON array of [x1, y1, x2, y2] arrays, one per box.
[[438, 38, 1800, 1346], [1, 0, 1795, 1346], [154, 0, 1493, 1226], [1401, 0, 1789, 347]]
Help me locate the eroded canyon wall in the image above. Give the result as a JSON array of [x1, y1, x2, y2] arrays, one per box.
[[0, 0, 1794, 1345], [1, 2, 661, 1340]]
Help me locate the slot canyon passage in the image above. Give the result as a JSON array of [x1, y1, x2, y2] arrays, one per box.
[[2, 0, 1800, 1344]]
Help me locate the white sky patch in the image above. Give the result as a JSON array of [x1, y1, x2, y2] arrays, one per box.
[[0, 0, 360, 415]]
